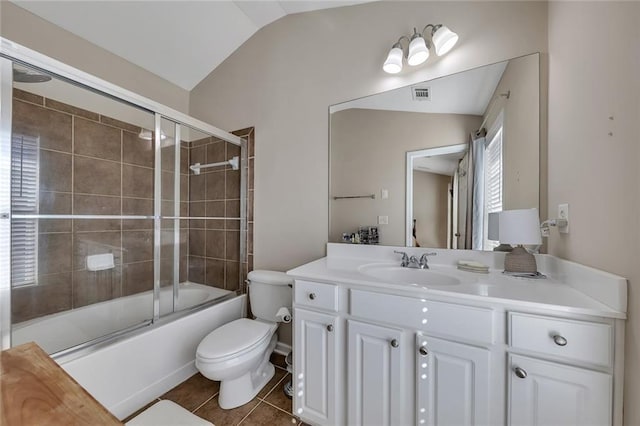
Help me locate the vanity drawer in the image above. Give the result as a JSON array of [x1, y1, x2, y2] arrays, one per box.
[[350, 289, 494, 344], [294, 280, 339, 311], [509, 313, 613, 367]]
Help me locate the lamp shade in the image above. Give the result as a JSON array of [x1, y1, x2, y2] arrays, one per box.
[[383, 46, 404, 74], [407, 36, 429, 66], [432, 25, 459, 56], [487, 212, 500, 241], [498, 208, 542, 245]]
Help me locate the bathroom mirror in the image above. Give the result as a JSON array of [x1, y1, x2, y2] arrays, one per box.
[[329, 53, 539, 248]]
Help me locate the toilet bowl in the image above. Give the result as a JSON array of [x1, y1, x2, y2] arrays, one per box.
[[196, 270, 292, 409]]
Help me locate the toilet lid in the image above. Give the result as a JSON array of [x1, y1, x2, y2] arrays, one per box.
[[197, 318, 272, 360]]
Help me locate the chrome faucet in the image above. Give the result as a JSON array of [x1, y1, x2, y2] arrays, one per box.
[[394, 251, 437, 269]]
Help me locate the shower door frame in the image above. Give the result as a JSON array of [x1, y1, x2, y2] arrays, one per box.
[[0, 38, 247, 352]]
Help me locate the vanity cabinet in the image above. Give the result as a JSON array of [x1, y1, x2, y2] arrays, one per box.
[[418, 334, 492, 426], [346, 320, 405, 425], [507, 312, 614, 426], [294, 308, 340, 426], [293, 280, 496, 426], [292, 277, 622, 426]]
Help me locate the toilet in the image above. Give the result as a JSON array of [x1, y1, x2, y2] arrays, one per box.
[[195, 270, 293, 409]]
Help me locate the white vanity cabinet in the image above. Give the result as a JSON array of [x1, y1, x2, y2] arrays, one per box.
[[507, 312, 615, 426], [347, 320, 405, 425], [417, 334, 492, 426], [293, 280, 497, 426], [293, 280, 341, 426], [289, 245, 626, 426]]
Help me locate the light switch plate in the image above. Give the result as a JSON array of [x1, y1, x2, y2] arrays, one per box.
[[378, 215, 389, 225], [381, 189, 389, 199]]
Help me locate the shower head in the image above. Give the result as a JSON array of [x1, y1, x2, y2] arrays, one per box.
[[13, 67, 52, 83]]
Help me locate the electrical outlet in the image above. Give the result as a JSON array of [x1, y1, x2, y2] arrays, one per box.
[[558, 203, 569, 234], [378, 215, 389, 225]]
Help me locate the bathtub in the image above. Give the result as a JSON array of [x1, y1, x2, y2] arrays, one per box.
[[13, 282, 246, 420]]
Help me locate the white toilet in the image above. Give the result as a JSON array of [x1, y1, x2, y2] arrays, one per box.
[[195, 270, 293, 409]]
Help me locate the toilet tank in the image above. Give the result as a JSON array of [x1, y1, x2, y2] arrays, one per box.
[[248, 270, 293, 322]]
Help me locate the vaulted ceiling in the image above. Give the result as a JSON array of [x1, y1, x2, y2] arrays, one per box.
[[12, 1, 372, 90]]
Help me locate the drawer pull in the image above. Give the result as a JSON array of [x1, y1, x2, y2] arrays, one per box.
[[390, 339, 399, 348], [514, 367, 527, 379], [308, 293, 316, 300], [419, 346, 429, 356], [326, 324, 334, 332], [553, 334, 568, 346]]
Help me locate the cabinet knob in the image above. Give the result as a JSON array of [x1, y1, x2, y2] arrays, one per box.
[[418, 346, 429, 356], [326, 324, 334, 332], [553, 334, 568, 346], [308, 293, 316, 300], [514, 367, 527, 379], [390, 339, 399, 348]]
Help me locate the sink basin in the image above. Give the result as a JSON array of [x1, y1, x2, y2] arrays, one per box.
[[358, 264, 461, 286]]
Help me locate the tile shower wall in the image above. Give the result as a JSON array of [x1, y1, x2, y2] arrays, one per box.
[[11, 89, 254, 324], [10, 89, 188, 322], [187, 127, 254, 291]]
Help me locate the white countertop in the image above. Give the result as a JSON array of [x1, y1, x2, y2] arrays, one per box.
[[287, 244, 627, 319]]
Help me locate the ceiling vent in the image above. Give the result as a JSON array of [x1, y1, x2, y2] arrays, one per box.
[[412, 86, 431, 101]]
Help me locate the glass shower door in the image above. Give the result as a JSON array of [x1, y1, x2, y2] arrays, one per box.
[[5, 60, 158, 354]]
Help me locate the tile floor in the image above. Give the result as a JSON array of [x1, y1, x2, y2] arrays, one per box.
[[124, 354, 305, 426]]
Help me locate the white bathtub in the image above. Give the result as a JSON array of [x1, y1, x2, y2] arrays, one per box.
[[13, 282, 246, 420], [13, 281, 232, 354]]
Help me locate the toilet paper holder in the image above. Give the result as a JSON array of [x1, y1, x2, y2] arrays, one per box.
[[276, 307, 292, 323]]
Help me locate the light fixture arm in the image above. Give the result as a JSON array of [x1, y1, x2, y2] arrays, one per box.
[[392, 35, 411, 49], [421, 24, 442, 37]]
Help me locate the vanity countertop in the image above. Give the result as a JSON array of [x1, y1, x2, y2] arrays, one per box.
[[287, 244, 627, 319]]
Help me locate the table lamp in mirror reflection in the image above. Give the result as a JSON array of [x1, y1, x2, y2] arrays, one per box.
[[498, 208, 542, 274]]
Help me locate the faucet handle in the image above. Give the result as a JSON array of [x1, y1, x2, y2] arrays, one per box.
[[418, 252, 437, 269], [394, 250, 410, 267]]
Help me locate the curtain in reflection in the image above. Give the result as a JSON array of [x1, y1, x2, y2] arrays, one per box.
[[465, 129, 487, 250]]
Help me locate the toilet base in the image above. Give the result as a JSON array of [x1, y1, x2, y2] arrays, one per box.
[[217, 337, 277, 409]]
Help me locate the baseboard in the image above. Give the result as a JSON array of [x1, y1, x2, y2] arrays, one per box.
[[274, 341, 292, 356]]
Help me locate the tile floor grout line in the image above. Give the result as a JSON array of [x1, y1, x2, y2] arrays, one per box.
[[260, 398, 295, 417], [236, 400, 263, 425], [191, 392, 218, 414]]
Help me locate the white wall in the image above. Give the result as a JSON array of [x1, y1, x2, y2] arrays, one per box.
[[190, 1, 548, 271], [0, 1, 189, 113], [483, 53, 540, 211], [547, 3, 640, 425], [329, 108, 480, 246]]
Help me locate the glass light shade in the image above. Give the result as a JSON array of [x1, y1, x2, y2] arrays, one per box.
[[383, 47, 404, 74], [432, 25, 459, 56], [407, 36, 429, 66], [498, 208, 542, 245]]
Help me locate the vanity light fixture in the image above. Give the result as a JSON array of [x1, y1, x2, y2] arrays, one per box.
[[383, 24, 459, 74]]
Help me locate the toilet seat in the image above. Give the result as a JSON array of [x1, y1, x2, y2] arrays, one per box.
[[197, 318, 273, 362]]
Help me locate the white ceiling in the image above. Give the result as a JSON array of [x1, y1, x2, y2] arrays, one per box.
[[413, 151, 466, 176], [12, 0, 371, 90], [330, 61, 508, 115]]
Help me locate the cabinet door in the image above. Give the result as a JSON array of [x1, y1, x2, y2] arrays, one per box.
[[294, 309, 338, 426], [347, 320, 405, 426], [416, 334, 491, 426], [509, 354, 612, 426]]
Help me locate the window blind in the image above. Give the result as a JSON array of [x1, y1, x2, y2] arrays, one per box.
[[483, 127, 503, 250], [11, 134, 39, 287]]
